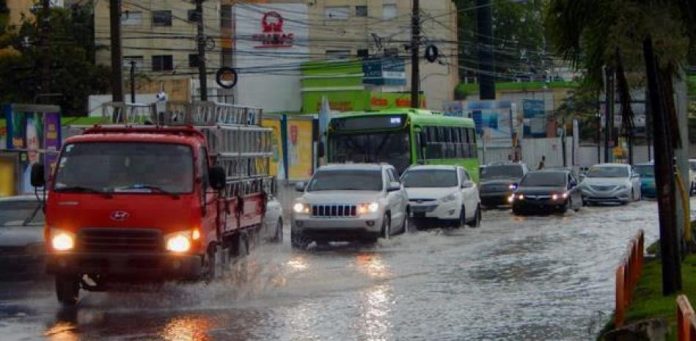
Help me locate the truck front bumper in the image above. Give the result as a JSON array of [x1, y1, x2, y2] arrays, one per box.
[[46, 252, 203, 281]]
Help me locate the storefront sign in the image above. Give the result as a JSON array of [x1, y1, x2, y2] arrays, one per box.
[[252, 11, 294, 48], [363, 58, 406, 86]]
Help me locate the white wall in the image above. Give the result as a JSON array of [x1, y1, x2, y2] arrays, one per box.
[[233, 4, 309, 113]]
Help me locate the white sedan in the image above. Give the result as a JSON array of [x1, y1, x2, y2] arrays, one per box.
[[401, 165, 481, 228], [579, 163, 642, 205]]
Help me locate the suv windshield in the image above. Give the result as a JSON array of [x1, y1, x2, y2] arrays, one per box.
[[403, 169, 458, 188], [307, 170, 383, 192], [54, 142, 194, 194], [520, 172, 566, 187], [634, 165, 655, 177], [481, 165, 524, 179], [586, 166, 628, 178]]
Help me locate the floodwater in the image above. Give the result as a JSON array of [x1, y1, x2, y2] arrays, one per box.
[[1, 199, 677, 340]]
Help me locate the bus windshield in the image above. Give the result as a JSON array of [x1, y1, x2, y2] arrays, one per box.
[[329, 131, 411, 174]]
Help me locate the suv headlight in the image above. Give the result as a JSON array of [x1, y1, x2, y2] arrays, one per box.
[[293, 202, 310, 214], [357, 202, 380, 215], [440, 193, 458, 203], [50, 228, 75, 251]]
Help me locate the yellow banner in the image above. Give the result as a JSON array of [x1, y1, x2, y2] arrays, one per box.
[[262, 118, 284, 178], [287, 119, 313, 181]]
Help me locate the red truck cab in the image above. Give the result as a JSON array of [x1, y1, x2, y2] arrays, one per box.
[[32, 125, 268, 305]]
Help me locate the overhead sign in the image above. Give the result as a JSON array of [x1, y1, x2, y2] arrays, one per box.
[[252, 11, 294, 48], [362, 58, 406, 86]]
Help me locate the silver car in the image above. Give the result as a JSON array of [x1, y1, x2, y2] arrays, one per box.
[[291, 164, 409, 248], [579, 163, 642, 205]]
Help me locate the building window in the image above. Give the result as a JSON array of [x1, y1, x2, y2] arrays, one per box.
[[356, 6, 368, 17], [187, 9, 201, 22], [383, 4, 397, 19], [121, 11, 142, 26], [123, 56, 144, 69], [326, 50, 351, 59], [189, 54, 200, 68], [325, 6, 349, 20], [152, 55, 173, 71], [152, 10, 172, 26]]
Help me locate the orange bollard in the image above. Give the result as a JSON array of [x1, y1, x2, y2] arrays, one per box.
[[677, 295, 695, 341], [616, 264, 626, 327]]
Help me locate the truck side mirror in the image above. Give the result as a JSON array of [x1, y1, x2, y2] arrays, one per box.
[[209, 166, 226, 190], [31, 163, 45, 187], [318, 141, 325, 158]]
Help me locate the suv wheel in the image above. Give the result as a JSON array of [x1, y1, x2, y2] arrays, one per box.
[[291, 228, 309, 249]]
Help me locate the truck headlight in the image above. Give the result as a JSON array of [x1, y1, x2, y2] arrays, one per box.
[[357, 202, 380, 215], [441, 193, 457, 203], [165, 232, 192, 253], [50, 228, 75, 251], [293, 203, 310, 214]]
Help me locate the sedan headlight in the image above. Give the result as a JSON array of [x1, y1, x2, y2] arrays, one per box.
[[440, 193, 458, 203], [357, 202, 380, 215], [293, 202, 310, 214], [164, 231, 192, 253], [50, 228, 75, 251], [516, 194, 525, 200]]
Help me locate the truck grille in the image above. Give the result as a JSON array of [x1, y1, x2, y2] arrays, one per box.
[[77, 228, 163, 252], [312, 205, 357, 218]]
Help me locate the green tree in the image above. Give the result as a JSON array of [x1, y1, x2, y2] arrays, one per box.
[[0, 5, 110, 115]]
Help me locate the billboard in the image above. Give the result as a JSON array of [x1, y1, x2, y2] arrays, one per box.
[[447, 100, 520, 148], [523, 99, 547, 138], [286, 118, 313, 181], [3, 104, 61, 194], [262, 117, 285, 179], [233, 4, 309, 112]]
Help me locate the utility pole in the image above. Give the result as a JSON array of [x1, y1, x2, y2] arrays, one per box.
[[410, 0, 420, 108], [39, 0, 51, 98], [109, 0, 124, 102], [604, 66, 614, 163], [644, 36, 681, 295], [130, 60, 136, 103], [196, 0, 208, 101], [476, 0, 495, 99]]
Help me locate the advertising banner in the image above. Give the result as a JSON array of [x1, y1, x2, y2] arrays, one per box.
[[262, 117, 285, 179], [463, 100, 519, 148], [286, 118, 313, 181], [522, 99, 547, 138], [3, 104, 61, 194]]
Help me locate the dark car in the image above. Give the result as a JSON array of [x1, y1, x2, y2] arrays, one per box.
[[511, 169, 582, 215], [0, 195, 46, 281], [478, 162, 529, 208]]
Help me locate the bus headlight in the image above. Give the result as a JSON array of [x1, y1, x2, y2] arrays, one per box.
[[50, 228, 75, 251], [165, 232, 192, 253]]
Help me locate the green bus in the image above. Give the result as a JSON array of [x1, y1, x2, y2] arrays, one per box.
[[326, 108, 480, 181]]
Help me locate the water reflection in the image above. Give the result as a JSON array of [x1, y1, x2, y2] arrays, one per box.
[[287, 254, 309, 272], [355, 253, 390, 279], [354, 253, 394, 340], [161, 315, 214, 341], [44, 308, 79, 341]]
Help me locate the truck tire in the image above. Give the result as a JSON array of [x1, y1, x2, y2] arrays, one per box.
[[55, 275, 80, 306]]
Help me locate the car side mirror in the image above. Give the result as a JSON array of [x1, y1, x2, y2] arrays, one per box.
[[209, 166, 226, 190], [295, 181, 306, 192], [387, 181, 401, 192], [31, 163, 45, 187], [461, 181, 474, 189]]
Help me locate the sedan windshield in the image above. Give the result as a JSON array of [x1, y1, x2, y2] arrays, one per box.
[[307, 170, 383, 192], [634, 165, 654, 177], [481, 165, 524, 179], [54, 142, 194, 194], [520, 172, 566, 187], [0, 200, 44, 226], [403, 169, 458, 188], [586, 166, 629, 178]]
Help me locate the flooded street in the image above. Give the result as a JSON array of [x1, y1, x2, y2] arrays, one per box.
[[0, 200, 671, 340]]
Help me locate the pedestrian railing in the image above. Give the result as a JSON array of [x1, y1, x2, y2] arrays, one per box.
[[677, 295, 696, 340], [615, 229, 645, 327]]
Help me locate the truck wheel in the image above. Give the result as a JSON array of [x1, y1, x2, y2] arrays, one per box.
[[55, 275, 80, 306]]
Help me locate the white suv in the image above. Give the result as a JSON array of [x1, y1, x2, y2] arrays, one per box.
[[401, 165, 481, 228], [291, 164, 409, 248]]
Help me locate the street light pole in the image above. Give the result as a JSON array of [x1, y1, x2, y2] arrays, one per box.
[[130, 60, 136, 103]]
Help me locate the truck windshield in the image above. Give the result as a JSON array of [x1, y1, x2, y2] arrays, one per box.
[[402, 169, 458, 188], [329, 131, 410, 174], [54, 142, 194, 194], [307, 170, 383, 192]]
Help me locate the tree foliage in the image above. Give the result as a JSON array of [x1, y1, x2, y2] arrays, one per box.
[[0, 5, 110, 115]]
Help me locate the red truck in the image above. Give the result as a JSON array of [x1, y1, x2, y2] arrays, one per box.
[[30, 102, 274, 305]]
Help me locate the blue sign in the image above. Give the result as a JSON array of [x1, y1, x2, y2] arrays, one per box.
[[362, 58, 406, 86], [522, 99, 546, 138]]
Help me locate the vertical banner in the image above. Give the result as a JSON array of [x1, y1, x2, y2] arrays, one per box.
[[286, 118, 313, 181], [261, 117, 285, 179], [44, 112, 61, 180]]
